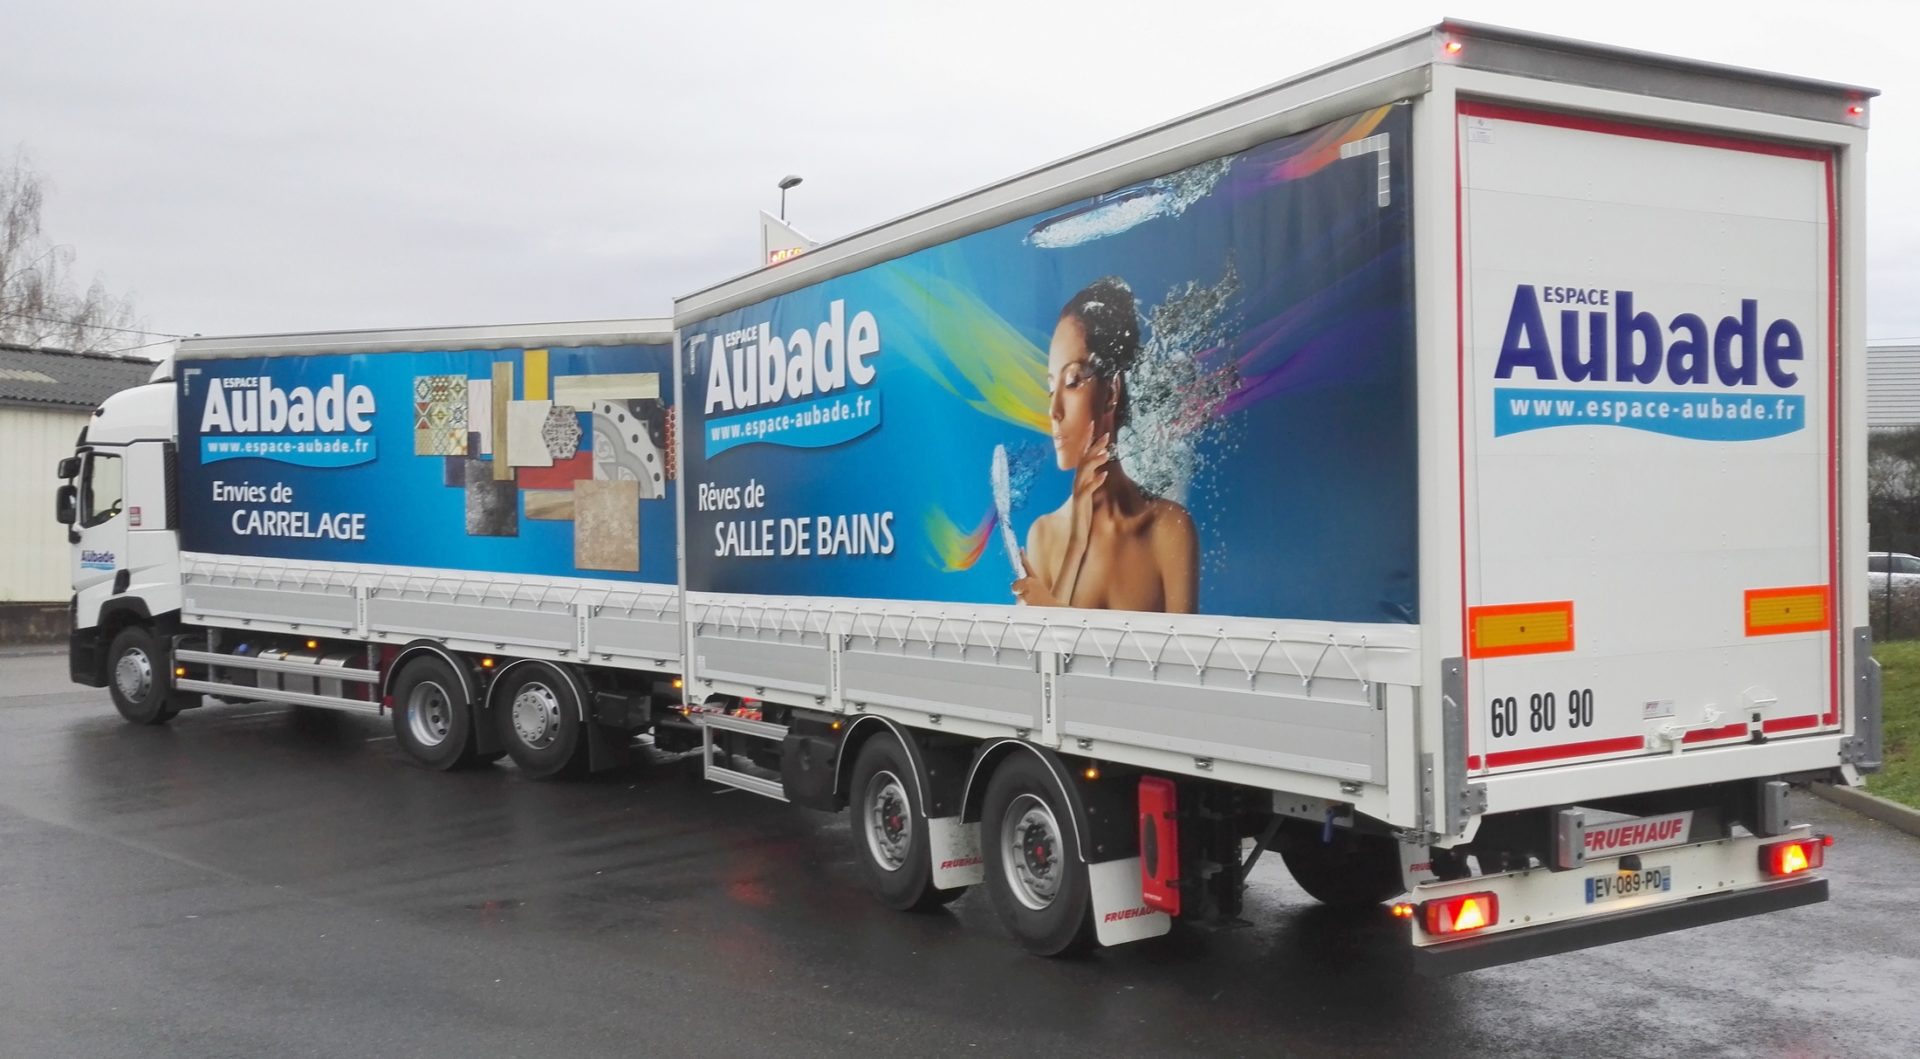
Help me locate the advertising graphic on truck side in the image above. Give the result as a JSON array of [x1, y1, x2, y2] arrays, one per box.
[[55, 22, 1880, 975], [683, 105, 1419, 624], [176, 343, 678, 583]]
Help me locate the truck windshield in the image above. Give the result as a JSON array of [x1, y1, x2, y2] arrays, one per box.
[[81, 452, 123, 528]]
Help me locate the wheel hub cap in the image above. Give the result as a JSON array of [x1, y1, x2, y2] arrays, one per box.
[[406, 680, 453, 748], [1001, 795, 1064, 910], [862, 770, 912, 871], [511, 683, 561, 749], [115, 648, 152, 702]]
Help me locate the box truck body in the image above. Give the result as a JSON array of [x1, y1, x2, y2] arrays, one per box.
[[59, 22, 1879, 972]]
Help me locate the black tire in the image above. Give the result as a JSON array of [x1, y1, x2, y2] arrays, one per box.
[[106, 626, 176, 725], [493, 663, 589, 779], [846, 734, 963, 912], [980, 752, 1094, 956], [388, 654, 481, 771], [1278, 822, 1406, 908]]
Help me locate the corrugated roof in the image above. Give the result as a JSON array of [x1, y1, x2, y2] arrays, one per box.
[[0, 343, 157, 411]]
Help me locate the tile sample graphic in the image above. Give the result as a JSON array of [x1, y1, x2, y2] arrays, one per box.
[[553, 372, 660, 405], [464, 458, 518, 536], [523, 489, 575, 521], [413, 374, 469, 456], [573, 479, 639, 571], [491, 361, 514, 480], [590, 400, 666, 499], [467, 378, 494, 455], [518, 450, 591, 490], [542, 404, 583, 461], [506, 400, 554, 469]]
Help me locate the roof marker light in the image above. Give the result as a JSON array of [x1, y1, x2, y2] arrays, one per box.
[[1848, 104, 1865, 117], [1444, 40, 1463, 54]]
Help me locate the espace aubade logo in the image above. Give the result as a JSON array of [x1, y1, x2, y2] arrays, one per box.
[[1490, 284, 1811, 442], [197, 374, 378, 468]]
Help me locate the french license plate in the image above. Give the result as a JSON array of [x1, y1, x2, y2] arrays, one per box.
[[1585, 865, 1672, 904]]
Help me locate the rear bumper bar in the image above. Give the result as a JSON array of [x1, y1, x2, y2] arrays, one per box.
[[1412, 875, 1827, 976]]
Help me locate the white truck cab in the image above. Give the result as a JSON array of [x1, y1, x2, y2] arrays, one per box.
[[56, 362, 184, 723]]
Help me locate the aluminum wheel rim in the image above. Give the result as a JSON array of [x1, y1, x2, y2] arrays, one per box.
[[114, 647, 153, 703], [406, 680, 454, 748], [511, 681, 561, 750], [1000, 793, 1063, 911], [862, 769, 912, 872]]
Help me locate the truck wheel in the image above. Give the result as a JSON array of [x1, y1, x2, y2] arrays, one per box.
[[846, 734, 962, 912], [494, 664, 588, 779], [388, 655, 480, 771], [1278, 823, 1406, 909], [980, 752, 1094, 956], [107, 626, 176, 725]]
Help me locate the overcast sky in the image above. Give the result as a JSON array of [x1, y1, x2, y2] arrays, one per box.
[[5, 0, 1916, 350]]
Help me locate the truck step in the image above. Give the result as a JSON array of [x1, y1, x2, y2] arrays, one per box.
[[696, 713, 788, 802]]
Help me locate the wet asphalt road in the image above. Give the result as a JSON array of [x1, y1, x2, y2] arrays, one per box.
[[2, 647, 1917, 1059]]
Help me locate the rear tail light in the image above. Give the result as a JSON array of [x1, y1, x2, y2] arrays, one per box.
[[1760, 836, 1827, 877], [1137, 777, 1181, 916], [1421, 892, 1500, 936]]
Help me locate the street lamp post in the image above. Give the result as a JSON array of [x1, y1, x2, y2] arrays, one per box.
[[778, 174, 803, 221]]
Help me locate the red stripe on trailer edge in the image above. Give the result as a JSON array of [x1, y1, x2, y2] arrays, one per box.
[[1454, 99, 1473, 773], [1454, 100, 1832, 162], [1824, 154, 1841, 728], [1456, 99, 1848, 765], [1484, 735, 1646, 769]]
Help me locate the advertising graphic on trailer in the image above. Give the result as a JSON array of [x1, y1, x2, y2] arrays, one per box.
[[682, 105, 1420, 623], [176, 343, 677, 584]]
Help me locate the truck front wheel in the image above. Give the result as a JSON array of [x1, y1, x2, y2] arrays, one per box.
[[389, 655, 482, 771], [107, 626, 177, 726], [1277, 822, 1406, 909], [494, 664, 588, 779], [846, 734, 962, 912], [980, 753, 1094, 956]]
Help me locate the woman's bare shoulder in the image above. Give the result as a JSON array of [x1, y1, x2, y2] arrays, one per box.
[[1145, 498, 1196, 540]]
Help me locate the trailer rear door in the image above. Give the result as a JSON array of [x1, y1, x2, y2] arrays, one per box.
[[1456, 100, 1838, 776]]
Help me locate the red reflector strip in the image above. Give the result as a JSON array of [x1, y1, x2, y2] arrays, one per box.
[[1137, 777, 1180, 916], [1484, 735, 1645, 769], [1744, 585, 1830, 636], [1682, 722, 1750, 744], [1762, 714, 1822, 734]]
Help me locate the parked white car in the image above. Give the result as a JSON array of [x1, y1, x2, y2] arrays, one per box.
[[1867, 551, 1920, 588]]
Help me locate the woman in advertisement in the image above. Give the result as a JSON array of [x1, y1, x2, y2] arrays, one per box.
[[1013, 277, 1199, 613]]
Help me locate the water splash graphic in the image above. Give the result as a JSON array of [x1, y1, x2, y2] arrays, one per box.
[[1118, 260, 1245, 502], [1025, 158, 1232, 248]]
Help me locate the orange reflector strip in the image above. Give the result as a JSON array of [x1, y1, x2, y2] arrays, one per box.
[[1744, 585, 1829, 636], [1467, 601, 1574, 658]]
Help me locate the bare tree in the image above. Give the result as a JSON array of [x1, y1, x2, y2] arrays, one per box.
[[0, 151, 146, 354]]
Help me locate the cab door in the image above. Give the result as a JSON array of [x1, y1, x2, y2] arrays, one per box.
[[72, 448, 129, 603]]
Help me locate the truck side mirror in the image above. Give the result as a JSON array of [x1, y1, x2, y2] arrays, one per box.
[[56, 483, 77, 526], [57, 456, 81, 480]]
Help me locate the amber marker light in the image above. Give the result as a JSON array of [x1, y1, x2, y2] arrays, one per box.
[[1444, 40, 1463, 54], [1083, 766, 1101, 781], [1390, 902, 1415, 920], [480, 657, 495, 669]]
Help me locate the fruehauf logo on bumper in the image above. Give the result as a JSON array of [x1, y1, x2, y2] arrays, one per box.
[[1490, 285, 1809, 442]]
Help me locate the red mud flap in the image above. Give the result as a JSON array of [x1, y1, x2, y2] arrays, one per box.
[[1411, 876, 1827, 977]]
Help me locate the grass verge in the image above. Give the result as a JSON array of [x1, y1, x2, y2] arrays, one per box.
[[1867, 641, 1920, 808]]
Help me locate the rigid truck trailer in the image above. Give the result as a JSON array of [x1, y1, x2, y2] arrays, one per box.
[[60, 22, 1881, 973]]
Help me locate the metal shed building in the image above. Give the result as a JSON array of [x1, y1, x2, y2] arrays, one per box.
[[1, 344, 158, 636], [1868, 340, 1920, 433]]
